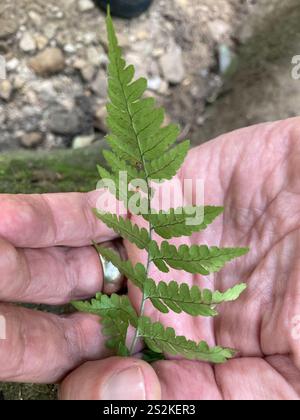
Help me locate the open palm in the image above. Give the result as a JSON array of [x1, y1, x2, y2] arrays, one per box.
[[1, 118, 299, 400], [124, 117, 300, 400]]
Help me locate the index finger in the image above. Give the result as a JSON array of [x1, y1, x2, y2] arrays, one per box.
[[0, 191, 125, 248]]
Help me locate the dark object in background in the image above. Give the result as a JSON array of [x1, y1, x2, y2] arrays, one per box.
[[95, 0, 153, 18]]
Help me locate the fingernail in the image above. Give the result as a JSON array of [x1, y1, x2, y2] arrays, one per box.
[[102, 366, 146, 400]]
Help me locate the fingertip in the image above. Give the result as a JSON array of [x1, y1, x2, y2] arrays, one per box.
[[59, 357, 161, 401]]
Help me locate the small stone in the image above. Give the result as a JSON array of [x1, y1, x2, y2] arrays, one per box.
[[20, 132, 43, 148], [158, 80, 168, 95], [87, 46, 104, 67], [94, 105, 108, 133], [99, 53, 109, 67], [91, 70, 107, 97], [148, 76, 161, 92], [6, 58, 20, 72], [125, 52, 148, 79], [29, 48, 65, 76], [28, 10, 42, 26], [0, 18, 18, 40], [0, 80, 13, 101], [20, 32, 37, 53], [35, 34, 49, 50], [43, 23, 58, 40], [45, 104, 91, 136], [72, 58, 86, 70], [78, 0, 95, 12], [13, 76, 26, 90], [117, 33, 130, 48], [25, 89, 39, 106], [208, 20, 230, 43], [136, 30, 149, 41], [80, 64, 96, 82], [159, 43, 185, 85], [152, 48, 164, 58], [83, 32, 97, 45], [218, 44, 233, 74], [55, 11, 64, 19], [64, 44, 76, 54], [72, 134, 95, 149]]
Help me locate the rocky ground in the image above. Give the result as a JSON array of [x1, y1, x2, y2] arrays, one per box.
[[0, 0, 262, 152]]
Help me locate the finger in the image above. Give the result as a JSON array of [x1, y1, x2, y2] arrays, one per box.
[[0, 191, 126, 248], [153, 360, 222, 400], [0, 238, 103, 304], [153, 358, 300, 400], [215, 358, 300, 400], [60, 357, 161, 400], [0, 239, 125, 304], [0, 305, 109, 383]]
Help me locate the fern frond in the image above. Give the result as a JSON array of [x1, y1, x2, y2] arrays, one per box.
[[94, 212, 150, 250], [96, 246, 247, 316], [105, 134, 141, 163], [96, 164, 130, 204], [103, 150, 146, 182], [147, 140, 190, 181], [75, 10, 251, 366], [142, 124, 180, 160], [149, 241, 249, 274], [143, 206, 224, 239], [72, 293, 137, 356], [144, 279, 246, 316], [106, 11, 189, 183], [138, 317, 235, 363]]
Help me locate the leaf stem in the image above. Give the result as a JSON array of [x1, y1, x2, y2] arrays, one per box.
[[114, 60, 153, 355], [129, 179, 153, 355]]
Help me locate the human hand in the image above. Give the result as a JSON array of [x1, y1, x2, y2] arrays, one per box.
[[0, 191, 126, 385], [60, 117, 300, 400]]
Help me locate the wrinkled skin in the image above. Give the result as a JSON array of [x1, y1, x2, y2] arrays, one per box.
[[0, 118, 300, 400]]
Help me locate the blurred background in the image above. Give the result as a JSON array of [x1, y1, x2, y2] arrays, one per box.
[[0, 0, 300, 399]]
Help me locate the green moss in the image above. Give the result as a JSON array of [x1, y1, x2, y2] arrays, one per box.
[[0, 141, 106, 194], [0, 383, 57, 401]]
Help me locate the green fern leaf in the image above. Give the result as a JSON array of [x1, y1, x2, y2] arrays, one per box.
[[105, 134, 141, 163], [93, 212, 150, 250], [142, 124, 180, 160], [149, 241, 249, 274], [144, 279, 246, 316], [95, 244, 246, 316], [212, 283, 247, 304], [147, 140, 190, 181], [106, 10, 190, 183], [96, 164, 131, 204], [103, 149, 146, 181], [143, 206, 224, 239], [72, 293, 137, 356], [138, 316, 235, 363]]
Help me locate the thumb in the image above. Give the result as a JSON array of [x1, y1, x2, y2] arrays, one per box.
[[59, 357, 161, 400]]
